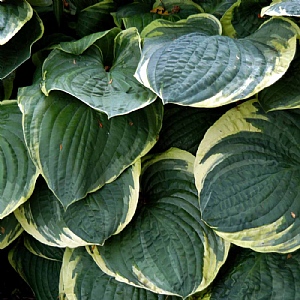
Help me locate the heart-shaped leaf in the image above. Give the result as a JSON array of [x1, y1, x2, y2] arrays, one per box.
[[135, 17, 299, 108], [42, 28, 157, 118], [0, 100, 39, 219], [193, 0, 236, 18], [195, 99, 300, 253], [61, 247, 181, 300], [261, 0, 300, 17], [15, 161, 140, 247], [89, 148, 230, 298], [18, 85, 162, 208]]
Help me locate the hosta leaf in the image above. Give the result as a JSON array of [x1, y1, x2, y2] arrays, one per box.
[[151, 104, 227, 155], [60, 247, 180, 300], [258, 47, 300, 111], [89, 148, 230, 299], [195, 99, 300, 253], [8, 240, 62, 300], [24, 234, 64, 261], [18, 85, 162, 208], [42, 28, 157, 117], [0, 0, 33, 45], [135, 17, 299, 108], [193, 0, 236, 18], [0, 71, 16, 100], [140, 13, 222, 39], [221, 0, 269, 38], [0, 11, 44, 79], [15, 162, 140, 247], [112, 2, 164, 32], [26, 0, 52, 6], [0, 100, 39, 219], [76, 0, 115, 37], [261, 0, 300, 17], [201, 247, 300, 299], [0, 213, 23, 249]]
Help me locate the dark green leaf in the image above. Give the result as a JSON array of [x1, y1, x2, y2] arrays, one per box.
[[18, 85, 162, 208], [0, 213, 23, 249]]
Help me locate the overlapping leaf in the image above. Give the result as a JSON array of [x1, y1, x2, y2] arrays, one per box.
[[135, 17, 299, 108], [61, 247, 180, 300], [195, 99, 300, 253], [0, 0, 33, 45], [89, 148, 230, 299], [258, 45, 300, 112], [193, 0, 236, 18], [0, 101, 39, 219], [0, 213, 23, 249], [220, 0, 269, 38], [200, 247, 300, 299], [261, 0, 300, 17], [151, 104, 227, 155], [8, 240, 62, 300], [0, 11, 44, 79], [24, 234, 64, 261], [76, 0, 115, 37], [15, 162, 140, 247], [18, 85, 162, 208], [42, 28, 157, 118]]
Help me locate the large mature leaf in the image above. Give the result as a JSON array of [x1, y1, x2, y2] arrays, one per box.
[[42, 28, 157, 118], [89, 148, 230, 299], [8, 240, 62, 300], [61, 247, 180, 300], [135, 17, 299, 108], [195, 99, 300, 253], [220, 0, 269, 38], [0, 0, 33, 45], [0, 100, 38, 219], [151, 104, 227, 155], [0, 71, 15, 100], [261, 0, 300, 17], [200, 247, 300, 299], [15, 162, 140, 247], [18, 85, 162, 208], [0, 213, 23, 249], [0, 11, 44, 79], [76, 0, 115, 37], [258, 46, 300, 112]]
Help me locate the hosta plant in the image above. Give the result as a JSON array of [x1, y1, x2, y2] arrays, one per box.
[[2, 0, 300, 299]]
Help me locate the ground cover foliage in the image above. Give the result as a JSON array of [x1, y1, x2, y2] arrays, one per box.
[[1, 0, 300, 299]]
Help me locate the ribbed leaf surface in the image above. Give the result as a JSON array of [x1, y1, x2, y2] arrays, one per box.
[[15, 162, 140, 247], [0, 11, 43, 79], [0, 213, 23, 249], [195, 100, 300, 253], [135, 17, 299, 108], [261, 0, 300, 17], [89, 148, 230, 298], [42, 28, 156, 118], [201, 248, 300, 299], [0, 0, 32, 45], [0, 101, 38, 218], [18, 85, 162, 208], [61, 247, 180, 300], [8, 241, 62, 300], [194, 0, 236, 18]]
